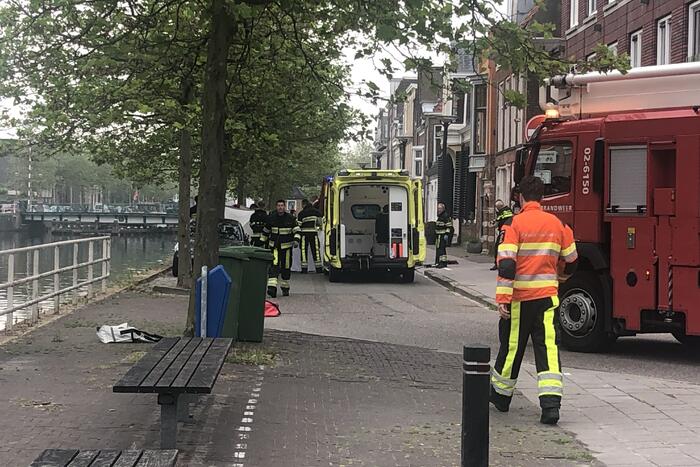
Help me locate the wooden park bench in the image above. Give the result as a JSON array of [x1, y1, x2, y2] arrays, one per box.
[[113, 337, 233, 449], [30, 449, 177, 467]]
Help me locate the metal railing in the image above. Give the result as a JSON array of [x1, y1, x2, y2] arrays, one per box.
[[0, 236, 111, 331]]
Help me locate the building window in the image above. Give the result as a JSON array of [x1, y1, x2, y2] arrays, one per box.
[[570, 0, 579, 28], [432, 124, 442, 166], [689, 1, 700, 62], [414, 148, 423, 177], [657, 15, 671, 65], [630, 29, 642, 67], [452, 84, 466, 124], [587, 0, 596, 17], [587, 52, 597, 62], [473, 84, 487, 154], [608, 42, 618, 56]]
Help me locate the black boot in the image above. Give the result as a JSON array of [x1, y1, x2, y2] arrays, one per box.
[[489, 387, 510, 413], [539, 395, 560, 424], [282, 288, 290, 297], [301, 268, 308, 274], [490, 265, 498, 271], [540, 407, 560, 425], [267, 286, 277, 298]]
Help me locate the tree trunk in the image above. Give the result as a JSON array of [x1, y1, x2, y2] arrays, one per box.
[[176, 76, 194, 289], [186, 0, 234, 336]]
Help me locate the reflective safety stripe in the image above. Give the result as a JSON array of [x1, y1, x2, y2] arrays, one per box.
[[498, 243, 518, 253], [561, 250, 578, 262], [538, 386, 563, 396], [267, 277, 278, 287], [515, 274, 557, 281], [544, 296, 560, 373], [496, 286, 513, 296], [513, 280, 559, 289], [497, 279, 514, 288], [491, 369, 516, 396], [520, 242, 561, 251], [537, 372, 563, 382], [497, 250, 517, 259], [501, 301, 521, 379], [271, 227, 294, 234], [517, 249, 560, 257], [250, 233, 261, 238], [560, 243, 576, 257], [279, 280, 290, 289], [278, 242, 294, 249]]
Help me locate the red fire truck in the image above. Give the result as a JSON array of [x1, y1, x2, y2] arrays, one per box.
[[516, 62, 700, 352]]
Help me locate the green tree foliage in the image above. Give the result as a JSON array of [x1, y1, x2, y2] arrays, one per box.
[[0, 0, 631, 334]]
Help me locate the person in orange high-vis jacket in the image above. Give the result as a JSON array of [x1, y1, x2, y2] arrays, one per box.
[[491, 176, 578, 425]]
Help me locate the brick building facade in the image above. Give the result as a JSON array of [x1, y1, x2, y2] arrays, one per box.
[[563, 0, 700, 65]]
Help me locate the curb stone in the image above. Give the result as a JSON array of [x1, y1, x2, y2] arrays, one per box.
[[422, 268, 497, 310]]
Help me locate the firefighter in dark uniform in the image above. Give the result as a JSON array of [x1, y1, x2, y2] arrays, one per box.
[[249, 201, 268, 248], [491, 199, 514, 270], [261, 200, 301, 297], [435, 202, 453, 268], [297, 199, 322, 273]]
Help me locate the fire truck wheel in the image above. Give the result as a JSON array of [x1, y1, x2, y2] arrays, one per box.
[[672, 333, 700, 349], [558, 272, 612, 353], [328, 267, 343, 283]]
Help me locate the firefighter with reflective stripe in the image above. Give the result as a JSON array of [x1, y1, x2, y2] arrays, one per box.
[[491, 176, 578, 425], [249, 201, 268, 248], [435, 202, 452, 268], [261, 200, 301, 298], [297, 199, 322, 273], [491, 199, 514, 270]]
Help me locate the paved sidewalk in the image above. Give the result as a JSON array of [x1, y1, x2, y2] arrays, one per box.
[[0, 285, 594, 467], [422, 246, 700, 466], [423, 246, 497, 308]]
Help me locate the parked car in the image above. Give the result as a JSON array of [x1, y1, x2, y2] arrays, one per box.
[[172, 218, 248, 277]]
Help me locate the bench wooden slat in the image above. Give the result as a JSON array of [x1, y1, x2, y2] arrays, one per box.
[[138, 338, 193, 389], [66, 450, 98, 467], [135, 450, 178, 467], [113, 338, 180, 392], [88, 450, 120, 467], [30, 449, 79, 467], [166, 338, 215, 390], [184, 338, 232, 392], [110, 450, 142, 467], [153, 338, 206, 391]]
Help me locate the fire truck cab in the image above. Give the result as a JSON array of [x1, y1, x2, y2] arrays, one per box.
[[517, 63, 700, 352]]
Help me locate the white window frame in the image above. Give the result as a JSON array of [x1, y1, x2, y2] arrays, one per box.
[[497, 81, 505, 153], [413, 147, 424, 178], [689, 1, 700, 61], [630, 29, 642, 67], [587, 52, 597, 62], [608, 41, 618, 56], [657, 15, 672, 65], [570, 0, 579, 28], [587, 0, 596, 17]]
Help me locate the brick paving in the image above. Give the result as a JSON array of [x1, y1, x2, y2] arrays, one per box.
[[0, 287, 595, 467]]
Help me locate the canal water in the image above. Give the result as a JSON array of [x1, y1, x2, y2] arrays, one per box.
[[0, 231, 176, 331]]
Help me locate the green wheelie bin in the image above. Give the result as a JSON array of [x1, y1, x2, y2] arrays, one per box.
[[218, 246, 273, 342]]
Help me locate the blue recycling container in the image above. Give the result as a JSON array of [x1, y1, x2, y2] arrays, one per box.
[[195, 265, 232, 337]]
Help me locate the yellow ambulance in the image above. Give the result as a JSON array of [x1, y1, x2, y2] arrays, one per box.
[[321, 169, 426, 283]]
